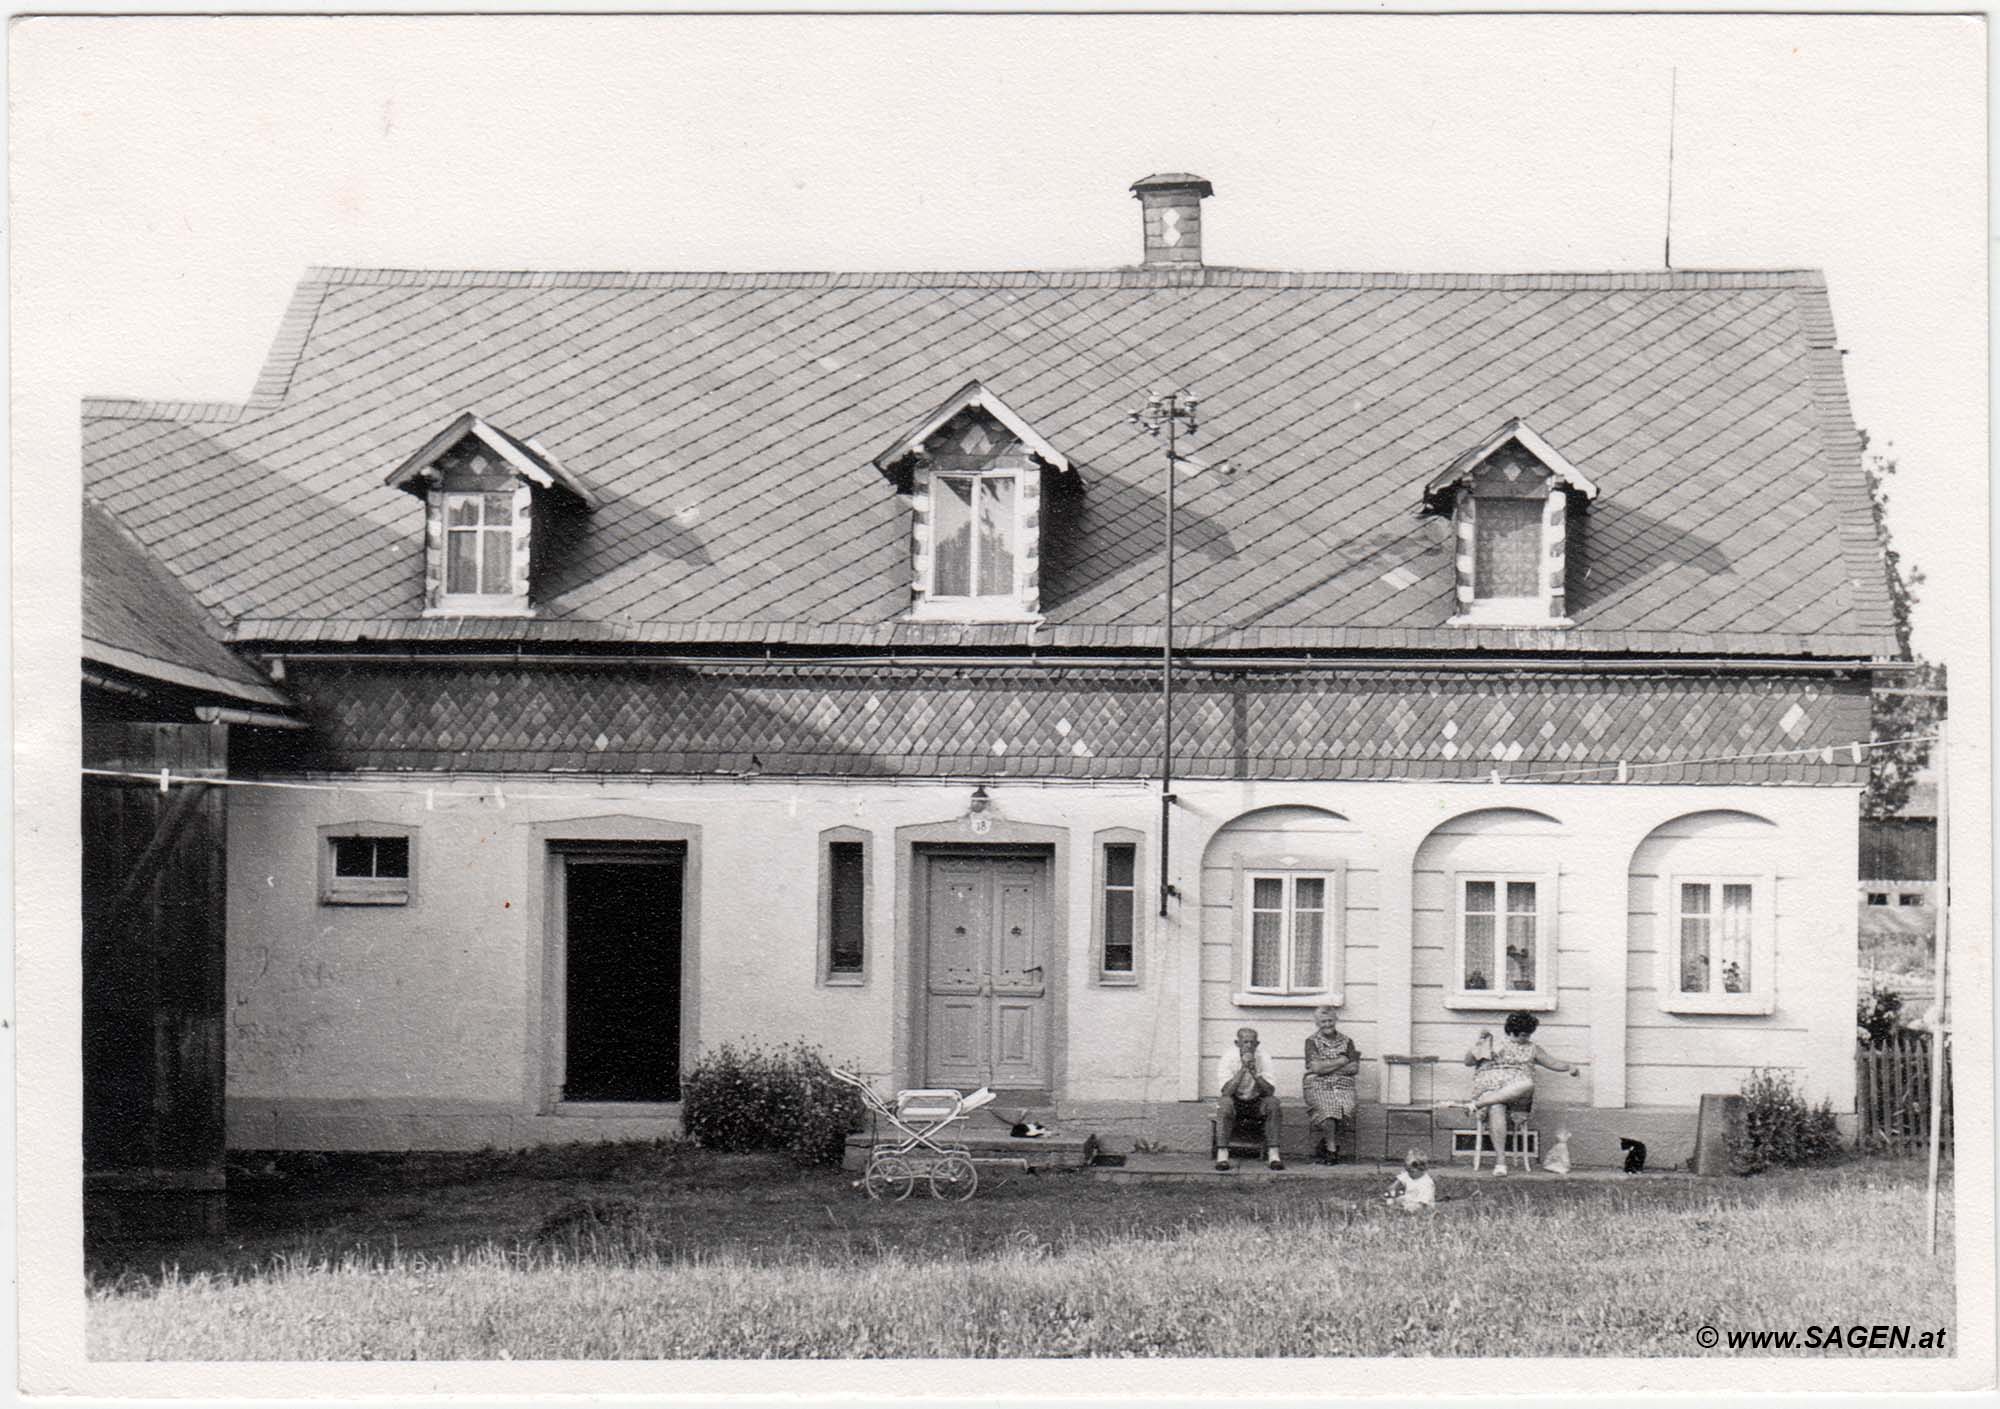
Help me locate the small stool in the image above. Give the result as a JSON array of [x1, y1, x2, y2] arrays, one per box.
[[1380, 1054, 1440, 1162], [1469, 1109, 1538, 1172]]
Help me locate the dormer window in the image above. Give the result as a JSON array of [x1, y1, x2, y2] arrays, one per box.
[[873, 381, 1078, 623], [386, 411, 594, 618], [1425, 419, 1597, 627]]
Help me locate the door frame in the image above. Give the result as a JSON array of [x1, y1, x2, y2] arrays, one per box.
[[896, 815, 1069, 1096], [526, 816, 701, 1115]]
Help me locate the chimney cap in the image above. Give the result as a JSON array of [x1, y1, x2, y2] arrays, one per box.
[[1130, 172, 1214, 199]]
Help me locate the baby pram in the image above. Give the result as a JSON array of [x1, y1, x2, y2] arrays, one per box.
[[831, 1068, 999, 1201]]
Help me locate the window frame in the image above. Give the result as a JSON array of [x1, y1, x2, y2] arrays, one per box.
[[1091, 828, 1145, 986], [911, 465, 1038, 622], [1446, 870, 1557, 1011], [428, 482, 534, 619], [318, 822, 416, 906], [1231, 862, 1345, 1007], [1659, 872, 1775, 1016], [817, 826, 871, 986]]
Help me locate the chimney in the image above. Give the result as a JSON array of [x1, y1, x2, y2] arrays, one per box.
[[1130, 172, 1214, 268]]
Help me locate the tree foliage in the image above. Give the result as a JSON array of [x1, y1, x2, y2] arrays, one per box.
[[1862, 436, 1946, 819]]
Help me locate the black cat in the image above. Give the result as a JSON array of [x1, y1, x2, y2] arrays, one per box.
[[1620, 1137, 1648, 1174]]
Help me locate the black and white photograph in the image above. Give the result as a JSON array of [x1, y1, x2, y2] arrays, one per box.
[[12, 10, 1992, 1400]]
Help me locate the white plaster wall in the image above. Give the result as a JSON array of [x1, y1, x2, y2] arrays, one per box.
[[225, 771, 1860, 1142]]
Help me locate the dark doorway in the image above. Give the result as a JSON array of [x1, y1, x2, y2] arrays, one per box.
[[561, 849, 684, 1102]]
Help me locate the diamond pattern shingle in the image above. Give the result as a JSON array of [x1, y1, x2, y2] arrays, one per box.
[[83, 267, 1895, 658], [279, 662, 1870, 786]]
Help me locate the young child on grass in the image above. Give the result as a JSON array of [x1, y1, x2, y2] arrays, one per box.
[[1387, 1149, 1437, 1213]]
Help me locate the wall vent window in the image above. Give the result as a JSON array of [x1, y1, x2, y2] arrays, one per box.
[[321, 830, 413, 905], [1865, 892, 1889, 906], [1898, 892, 1925, 908], [1101, 843, 1137, 975]]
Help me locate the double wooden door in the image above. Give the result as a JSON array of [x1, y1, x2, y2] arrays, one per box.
[[923, 853, 1051, 1091]]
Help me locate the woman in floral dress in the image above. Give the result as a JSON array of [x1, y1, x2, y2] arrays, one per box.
[[1462, 1010, 1580, 1174], [1302, 1005, 1361, 1164]]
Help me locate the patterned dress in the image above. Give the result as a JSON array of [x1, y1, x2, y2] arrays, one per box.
[[1302, 1030, 1360, 1123], [1471, 1036, 1538, 1112]]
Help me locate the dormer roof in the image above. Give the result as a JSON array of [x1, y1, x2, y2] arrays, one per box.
[[385, 410, 596, 509], [871, 380, 1076, 486], [1425, 418, 1599, 507]]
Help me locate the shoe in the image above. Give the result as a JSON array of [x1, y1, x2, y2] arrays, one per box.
[[1215, 1154, 1233, 1172], [1268, 1155, 1285, 1171], [1312, 1150, 1335, 1166], [1489, 1164, 1508, 1176]]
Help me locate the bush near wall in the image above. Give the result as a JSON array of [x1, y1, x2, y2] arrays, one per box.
[[1727, 1068, 1842, 1175], [680, 1041, 865, 1167]]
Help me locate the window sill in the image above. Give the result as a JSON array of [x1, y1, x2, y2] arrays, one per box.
[[906, 603, 1044, 625], [1231, 991, 1343, 1008], [320, 891, 410, 907], [821, 973, 867, 988], [1444, 992, 1557, 1012], [1448, 610, 1572, 629], [423, 605, 535, 619], [1097, 973, 1140, 988], [1661, 994, 1775, 1017]]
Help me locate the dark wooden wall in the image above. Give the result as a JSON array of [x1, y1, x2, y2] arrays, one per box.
[[82, 721, 228, 1232]]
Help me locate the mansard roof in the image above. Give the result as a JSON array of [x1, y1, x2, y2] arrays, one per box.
[[82, 265, 1897, 659]]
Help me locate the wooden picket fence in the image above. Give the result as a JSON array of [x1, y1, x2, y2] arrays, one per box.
[[1855, 1031, 1953, 1157]]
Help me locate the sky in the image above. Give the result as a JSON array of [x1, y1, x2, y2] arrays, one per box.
[[12, 13, 1986, 662]]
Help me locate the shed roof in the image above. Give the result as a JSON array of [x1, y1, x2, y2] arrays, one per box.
[[82, 499, 290, 705], [82, 265, 1897, 658]]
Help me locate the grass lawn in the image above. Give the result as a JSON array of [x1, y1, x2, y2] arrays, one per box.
[[88, 1147, 1954, 1360]]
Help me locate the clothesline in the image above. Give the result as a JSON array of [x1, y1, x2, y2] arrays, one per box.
[[79, 732, 1938, 802]]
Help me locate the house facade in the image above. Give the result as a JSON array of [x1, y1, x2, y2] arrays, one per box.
[[82, 175, 1896, 1168]]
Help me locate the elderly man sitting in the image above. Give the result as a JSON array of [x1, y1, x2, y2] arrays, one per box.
[[1215, 1026, 1284, 1171]]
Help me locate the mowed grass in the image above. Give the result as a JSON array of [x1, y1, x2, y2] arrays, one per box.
[[88, 1149, 1953, 1360]]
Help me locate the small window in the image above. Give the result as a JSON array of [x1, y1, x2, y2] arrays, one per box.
[[444, 490, 518, 597], [1101, 843, 1137, 976], [1450, 873, 1554, 1009], [819, 829, 869, 983], [321, 829, 413, 905], [1243, 872, 1332, 997], [828, 842, 866, 975], [1899, 892, 1925, 908], [1866, 892, 1890, 906]]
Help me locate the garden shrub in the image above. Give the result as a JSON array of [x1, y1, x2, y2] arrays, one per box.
[[1857, 985, 1906, 1045], [1727, 1067, 1842, 1175], [680, 1040, 865, 1166]]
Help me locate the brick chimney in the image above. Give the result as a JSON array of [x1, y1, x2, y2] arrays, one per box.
[[1130, 172, 1214, 267]]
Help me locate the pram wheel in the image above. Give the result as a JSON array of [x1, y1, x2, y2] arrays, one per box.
[[863, 1154, 916, 1201], [928, 1151, 978, 1202]]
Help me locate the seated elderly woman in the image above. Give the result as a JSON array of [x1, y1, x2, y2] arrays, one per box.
[[1302, 1005, 1361, 1165], [1462, 1010, 1580, 1175]]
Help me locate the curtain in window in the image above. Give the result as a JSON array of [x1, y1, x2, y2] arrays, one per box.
[[1679, 882, 1712, 993], [1249, 877, 1284, 988], [1718, 883, 1752, 993], [1291, 877, 1326, 989], [1474, 498, 1543, 598], [975, 477, 1016, 597], [1505, 881, 1538, 991], [1463, 880, 1496, 990], [1102, 844, 1135, 973], [934, 477, 974, 596]]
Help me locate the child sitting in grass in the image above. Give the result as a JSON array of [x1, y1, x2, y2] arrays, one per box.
[[1387, 1149, 1437, 1213]]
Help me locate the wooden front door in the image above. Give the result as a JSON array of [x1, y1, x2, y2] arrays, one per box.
[[923, 853, 1050, 1091]]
